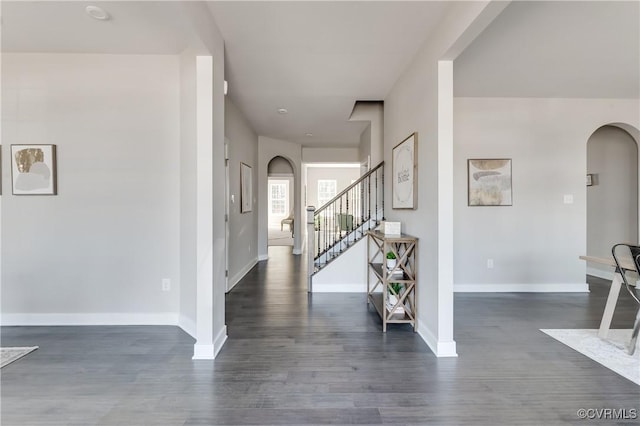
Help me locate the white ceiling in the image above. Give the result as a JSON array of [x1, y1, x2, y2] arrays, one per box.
[[454, 1, 640, 98], [1, 1, 450, 148], [2, 1, 638, 148], [207, 1, 450, 147], [1, 1, 193, 55]]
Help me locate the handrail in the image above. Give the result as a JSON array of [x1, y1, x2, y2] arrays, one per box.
[[315, 162, 384, 216]]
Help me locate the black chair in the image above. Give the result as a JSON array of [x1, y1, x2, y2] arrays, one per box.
[[631, 255, 640, 356], [611, 243, 640, 355]]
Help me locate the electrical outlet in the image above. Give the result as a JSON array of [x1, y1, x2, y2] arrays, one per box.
[[487, 259, 494, 269], [162, 278, 171, 292]]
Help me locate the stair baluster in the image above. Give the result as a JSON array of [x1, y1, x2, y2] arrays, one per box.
[[309, 162, 384, 275]]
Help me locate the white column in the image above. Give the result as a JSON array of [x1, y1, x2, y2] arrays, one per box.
[[211, 48, 228, 357], [193, 56, 215, 359], [436, 60, 457, 357]]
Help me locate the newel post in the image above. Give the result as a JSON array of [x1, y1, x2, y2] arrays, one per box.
[[306, 206, 316, 293]]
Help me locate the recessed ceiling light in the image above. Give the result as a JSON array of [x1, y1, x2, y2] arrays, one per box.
[[86, 5, 110, 21], [277, 108, 288, 114], [305, 133, 313, 137]]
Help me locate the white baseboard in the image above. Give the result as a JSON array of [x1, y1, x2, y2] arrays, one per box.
[[192, 344, 215, 360], [417, 319, 458, 357], [213, 325, 228, 358], [191, 326, 228, 360], [178, 314, 197, 338], [2, 313, 221, 355], [228, 258, 257, 292], [311, 283, 366, 293], [0, 312, 179, 326], [453, 283, 589, 292], [258, 254, 269, 261]]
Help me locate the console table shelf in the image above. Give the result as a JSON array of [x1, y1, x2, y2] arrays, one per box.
[[366, 230, 418, 332]]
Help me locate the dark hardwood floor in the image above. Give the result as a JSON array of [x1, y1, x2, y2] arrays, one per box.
[[1, 246, 638, 425]]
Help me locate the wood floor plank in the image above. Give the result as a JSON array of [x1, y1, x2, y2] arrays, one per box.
[[1, 247, 639, 425]]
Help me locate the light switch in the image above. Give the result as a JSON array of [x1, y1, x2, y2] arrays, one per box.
[[563, 194, 574, 204], [231, 194, 235, 203]]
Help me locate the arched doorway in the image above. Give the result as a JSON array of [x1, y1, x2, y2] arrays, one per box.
[[267, 156, 295, 248], [587, 124, 639, 277]]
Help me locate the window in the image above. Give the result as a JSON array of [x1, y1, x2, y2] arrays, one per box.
[[269, 182, 288, 216], [318, 180, 337, 207]]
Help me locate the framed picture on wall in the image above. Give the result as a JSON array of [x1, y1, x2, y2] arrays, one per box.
[[392, 132, 417, 209], [467, 158, 512, 206], [240, 162, 252, 213], [11, 144, 57, 195]]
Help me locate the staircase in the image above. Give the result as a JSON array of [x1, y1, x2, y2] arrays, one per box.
[[306, 162, 384, 285]]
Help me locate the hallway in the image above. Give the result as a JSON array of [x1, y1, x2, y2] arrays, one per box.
[[1, 246, 638, 425]]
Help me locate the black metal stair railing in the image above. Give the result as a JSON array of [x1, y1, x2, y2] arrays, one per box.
[[311, 162, 384, 272]]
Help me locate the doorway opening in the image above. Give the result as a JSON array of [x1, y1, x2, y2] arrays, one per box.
[[268, 156, 295, 247], [586, 124, 639, 278]]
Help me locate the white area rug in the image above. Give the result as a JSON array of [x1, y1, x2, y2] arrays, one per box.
[[541, 329, 639, 385], [0, 346, 38, 368], [268, 228, 294, 246]]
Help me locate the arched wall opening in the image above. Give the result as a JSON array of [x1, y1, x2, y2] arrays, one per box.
[[257, 137, 303, 259], [586, 123, 639, 277], [267, 156, 295, 247]]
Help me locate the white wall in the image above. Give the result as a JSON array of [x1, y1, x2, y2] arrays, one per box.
[[306, 166, 360, 209], [359, 124, 372, 169], [453, 98, 640, 290], [258, 136, 302, 258], [312, 237, 367, 292], [1, 46, 3, 321], [302, 147, 359, 163], [349, 101, 384, 167], [179, 50, 198, 336], [1, 53, 181, 324], [225, 97, 259, 290]]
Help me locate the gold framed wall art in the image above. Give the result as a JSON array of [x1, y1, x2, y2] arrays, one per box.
[[11, 144, 57, 195]]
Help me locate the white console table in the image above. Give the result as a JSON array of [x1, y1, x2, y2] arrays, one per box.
[[580, 255, 636, 338]]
